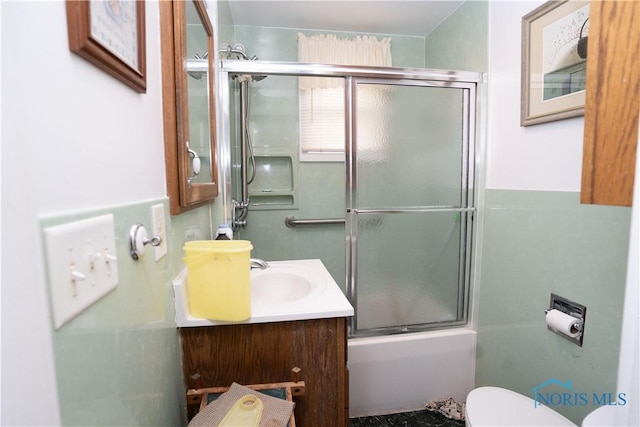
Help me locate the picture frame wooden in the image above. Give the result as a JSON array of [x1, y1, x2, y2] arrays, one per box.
[[66, 0, 146, 93], [521, 0, 589, 126]]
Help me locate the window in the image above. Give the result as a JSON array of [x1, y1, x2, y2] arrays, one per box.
[[299, 85, 345, 161], [297, 33, 392, 162]]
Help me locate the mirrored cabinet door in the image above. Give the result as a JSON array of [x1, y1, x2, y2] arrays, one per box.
[[160, 0, 218, 215]]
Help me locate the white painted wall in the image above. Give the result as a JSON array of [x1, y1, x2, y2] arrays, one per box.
[[7, 4, 166, 213], [613, 121, 640, 426], [1, 1, 164, 424], [486, 1, 585, 192]]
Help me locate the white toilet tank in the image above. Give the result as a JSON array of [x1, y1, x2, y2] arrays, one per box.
[[465, 386, 577, 426]]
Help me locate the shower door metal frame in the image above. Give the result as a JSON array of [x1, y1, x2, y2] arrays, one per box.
[[219, 60, 481, 337], [346, 77, 477, 337]]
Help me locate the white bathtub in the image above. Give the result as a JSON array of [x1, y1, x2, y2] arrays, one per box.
[[348, 328, 477, 417]]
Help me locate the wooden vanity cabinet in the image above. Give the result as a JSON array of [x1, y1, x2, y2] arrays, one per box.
[[581, 0, 639, 206], [179, 317, 349, 427]]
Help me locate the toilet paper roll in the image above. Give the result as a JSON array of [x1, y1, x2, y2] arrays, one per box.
[[546, 309, 582, 338]]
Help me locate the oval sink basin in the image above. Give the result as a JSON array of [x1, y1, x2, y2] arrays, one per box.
[[174, 259, 354, 326], [251, 265, 325, 305]]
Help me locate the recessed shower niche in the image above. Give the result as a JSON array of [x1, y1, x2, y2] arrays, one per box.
[[248, 149, 298, 209]]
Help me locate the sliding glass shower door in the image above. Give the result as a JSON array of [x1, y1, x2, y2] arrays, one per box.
[[220, 61, 479, 338], [346, 79, 475, 336]]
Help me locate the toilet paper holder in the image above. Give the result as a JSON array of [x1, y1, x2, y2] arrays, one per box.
[[545, 293, 586, 347]]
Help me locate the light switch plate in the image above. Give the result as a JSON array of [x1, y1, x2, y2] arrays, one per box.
[[151, 204, 167, 261], [43, 214, 119, 329]]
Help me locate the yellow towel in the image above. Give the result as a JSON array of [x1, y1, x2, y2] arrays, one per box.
[[189, 383, 295, 427]]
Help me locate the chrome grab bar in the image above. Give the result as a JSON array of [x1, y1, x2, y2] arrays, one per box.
[[285, 216, 345, 228]]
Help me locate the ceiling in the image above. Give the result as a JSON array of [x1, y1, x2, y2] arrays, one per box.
[[226, 1, 465, 37]]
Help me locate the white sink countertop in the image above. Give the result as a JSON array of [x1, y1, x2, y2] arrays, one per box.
[[173, 259, 354, 327]]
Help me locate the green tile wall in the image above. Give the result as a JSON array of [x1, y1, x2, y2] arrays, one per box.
[[424, 0, 488, 71], [40, 199, 215, 426], [476, 189, 631, 424], [218, 0, 235, 47]]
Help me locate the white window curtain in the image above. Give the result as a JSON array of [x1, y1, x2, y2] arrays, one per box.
[[297, 33, 392, 161]]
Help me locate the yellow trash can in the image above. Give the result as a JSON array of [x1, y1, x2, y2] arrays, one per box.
[[183, 240, 253, 321]]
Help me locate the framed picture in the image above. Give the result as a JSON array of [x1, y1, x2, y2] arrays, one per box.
[[66, 0, 146, 93], [521, 0, 590, 126]]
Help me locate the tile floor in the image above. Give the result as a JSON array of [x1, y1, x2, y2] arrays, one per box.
[[350, 409, 465, 427]]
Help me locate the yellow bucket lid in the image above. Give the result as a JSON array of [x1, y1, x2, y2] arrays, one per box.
[[183, 240, 253, 253]]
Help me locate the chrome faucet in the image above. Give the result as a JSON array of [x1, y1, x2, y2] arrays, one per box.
[[250, 258, 270, 270]]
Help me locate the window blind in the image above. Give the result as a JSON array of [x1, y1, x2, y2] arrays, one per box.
[[297, 33, 392, 161]]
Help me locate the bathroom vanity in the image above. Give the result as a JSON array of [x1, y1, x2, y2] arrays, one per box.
[[180, 318, 348, 426], [174, 259, 354, 427]]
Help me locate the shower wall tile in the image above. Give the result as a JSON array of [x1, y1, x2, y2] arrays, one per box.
[[476, 189, 631, 424], [424, 0, 488, 72], [219, 25, 236, 48], [390, 37, 426, 68], [218, 0, 235, 41], [40, 199, 216, 426], [234, 26, 299, 61]]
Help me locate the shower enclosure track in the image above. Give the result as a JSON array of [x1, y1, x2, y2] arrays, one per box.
[[220, 60, 481, 83]]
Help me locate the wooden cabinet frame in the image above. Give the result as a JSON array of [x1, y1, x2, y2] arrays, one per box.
[[160, 1, 219, 215], [581, 0, 639, 206], [179, 318, 349, 427]]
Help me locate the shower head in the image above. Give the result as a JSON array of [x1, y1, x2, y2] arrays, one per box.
[[219, 43, 260, 62], [188, 72, 204, 81], [233, 74, 268, 83], [221, 44, 266, 82], [186, 56, 208, 81]]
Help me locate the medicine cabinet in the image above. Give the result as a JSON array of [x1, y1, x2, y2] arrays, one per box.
[[160, 0, 219, 215]]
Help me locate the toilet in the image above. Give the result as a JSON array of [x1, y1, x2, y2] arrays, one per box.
[[465, 386, 577, 426]]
